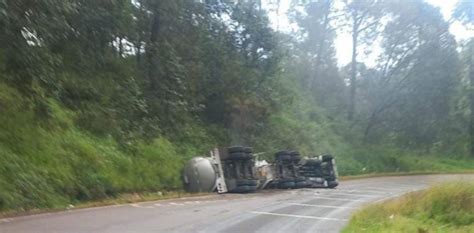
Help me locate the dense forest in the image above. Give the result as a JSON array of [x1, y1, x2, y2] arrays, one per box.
[[0, 0, 473, 211]]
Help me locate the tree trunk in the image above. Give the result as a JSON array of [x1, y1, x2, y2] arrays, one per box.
[[470, 44, 474, 157], [311, 0, 331, 94], [147, 9, 161, 91], [136, 43, 141, 65], [118, 37, 123, 57], [348, 29, 358, 121]]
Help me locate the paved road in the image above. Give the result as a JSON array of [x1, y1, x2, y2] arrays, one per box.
[[1, 174, 472, 233]]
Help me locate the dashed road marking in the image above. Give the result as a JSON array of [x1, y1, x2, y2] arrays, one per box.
[[130, 200, 217, 209], [130, 204, 154, 209], [318, 192, 381, 198], [248, 211, 348, 221], [338, 189, 390, 194], [285, 203, 356, 209], [169, 202, 184, 206], [0, 218, 11, 223], [311, 196, 365, 202]]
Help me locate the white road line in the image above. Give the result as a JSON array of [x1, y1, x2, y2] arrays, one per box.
[[318, 192, 381, 198], [338, 189, 390, 194], [373, 191, 415, 203], [130, 204, 154, 209], [248, 211, 348, 221], [169, 202, 184, 206], [362, 186, 409, 192], [154, 203, 162, 207], [311, 196, 365, 202], [285, 203, 356, 209], [0, 219, 11, 223]]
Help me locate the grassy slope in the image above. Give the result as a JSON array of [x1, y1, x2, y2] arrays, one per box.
[[343, 182, 474, 233], [0, 83, 186, 210]]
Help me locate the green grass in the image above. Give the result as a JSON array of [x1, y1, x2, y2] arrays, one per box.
[[343, 182, 474, 233], [336, 146, 474, 176], [0, 83, 188, 211]]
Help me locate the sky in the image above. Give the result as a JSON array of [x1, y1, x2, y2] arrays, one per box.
[[263, 0, 473, 67]]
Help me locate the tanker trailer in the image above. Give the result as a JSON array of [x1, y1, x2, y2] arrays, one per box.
[[182, 147, 273, 193]]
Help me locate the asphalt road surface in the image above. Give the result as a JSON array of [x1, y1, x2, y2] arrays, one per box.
[[1, 174, 472, 233]]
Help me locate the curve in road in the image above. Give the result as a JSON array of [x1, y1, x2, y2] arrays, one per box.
[[1, 174, 472, 233]]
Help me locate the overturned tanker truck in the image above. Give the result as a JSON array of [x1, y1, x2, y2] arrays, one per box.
[[182, 146, 338, 193]]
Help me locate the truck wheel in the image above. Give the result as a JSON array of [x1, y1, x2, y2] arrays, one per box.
[[236, 179, 258, 186], [230, 185, 250, 193], [304, 160, 321, 166], [228, 146, 245, 153], [289, 151, 300, 156], [295, 176, 306, 182], [278, 181, 296, 189], [327, 181, 338, 188], [243, 147, 253, 153], [276, 154, 292, 161], [276, 150, 290, 156], [296, 181, 309, 188], [247, 185, 257, 192], [322, 155, 333, 162], [228, 152, 251, 160], [278, 177, 295, 183], [291, 155, 301, 162]]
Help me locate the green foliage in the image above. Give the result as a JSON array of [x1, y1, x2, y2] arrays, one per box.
[[0, 83, 196, 210], [337, 146, 474, 176], [343, 182, 474, 233]]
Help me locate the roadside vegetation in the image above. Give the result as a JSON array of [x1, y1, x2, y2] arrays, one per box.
[[343, 181, 474, 233], [0, 0, 473, 212]]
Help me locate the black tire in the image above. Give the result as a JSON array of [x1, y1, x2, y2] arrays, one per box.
[[278, 181, 295, 189], [278, 177, 295, 183], [304, 159, 321, 166], [247, 185, 257, 192], [228, 146, 245, 153], [230, 185, 251, 193], [299, 167, 318, 172], [291, 155, 301, 162], [322, 155, 333, 162], [295, 176, 306, 182], [275, 150, 290, 156], [276, 154, 292, 161], [228, 152, 251, 160], [236, 179, 258, 186], [296, 181, 309, 188], [243, 147, 253, 153], [327, 181, 338, 188], [290, 151, 300, 156]]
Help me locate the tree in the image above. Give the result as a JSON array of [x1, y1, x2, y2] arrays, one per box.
[[362, 0, 460, 150], [343, 0, 384, 120], [453, 0, 474, 156], [289, 0, 346, 114]]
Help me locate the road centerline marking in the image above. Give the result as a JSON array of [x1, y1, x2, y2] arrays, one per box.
[[130, 204, 154, 209], [285, 203, 356, 209], [318, 192, 381, 198], [340, 189, 391, 194], [311, 196, 366, 202], [248, 211, 348, 221], [169, 202, 184, 206]]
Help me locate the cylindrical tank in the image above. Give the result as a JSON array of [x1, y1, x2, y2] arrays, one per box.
[[182, 157, 217, 193]]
